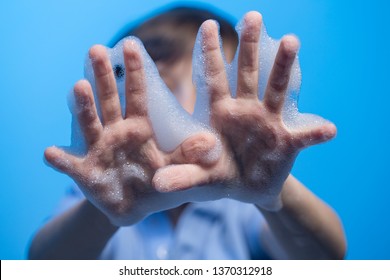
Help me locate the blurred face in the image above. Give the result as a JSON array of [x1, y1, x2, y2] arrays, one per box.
[[157, 54, 196, 114], [156, 41, 236, 114]]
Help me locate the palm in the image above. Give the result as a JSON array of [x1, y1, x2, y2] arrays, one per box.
[[45, 12, 336, 225], [45, 42, 233, 225], [195, 13, 336, 210]]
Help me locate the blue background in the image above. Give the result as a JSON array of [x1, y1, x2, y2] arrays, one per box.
[[0, 0, 389, 259]]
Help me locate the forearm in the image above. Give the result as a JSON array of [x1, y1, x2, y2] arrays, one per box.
[[29, 199, 118, 260], [258, 175, 346, 259]]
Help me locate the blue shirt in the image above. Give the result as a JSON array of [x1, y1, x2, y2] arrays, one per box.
[[55, 187, 269, 260]]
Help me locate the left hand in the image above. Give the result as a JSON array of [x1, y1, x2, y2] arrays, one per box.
[[155, 12, 337, 211]]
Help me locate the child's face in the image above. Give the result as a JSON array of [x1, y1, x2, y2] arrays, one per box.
[[157, 54, 196, 114], [156, 41, 236, 114]]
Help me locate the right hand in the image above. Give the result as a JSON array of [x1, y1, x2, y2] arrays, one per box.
[[44, 41, 233, 226]]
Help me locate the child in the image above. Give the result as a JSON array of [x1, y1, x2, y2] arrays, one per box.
[[29, 6, 346, 259]]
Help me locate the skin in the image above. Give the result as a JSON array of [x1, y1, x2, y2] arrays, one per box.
[[29, 11, 346, 259]]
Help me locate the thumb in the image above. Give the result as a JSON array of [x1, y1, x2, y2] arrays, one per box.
[[170, 132, 222, 166], [152, 164, 211, 193]]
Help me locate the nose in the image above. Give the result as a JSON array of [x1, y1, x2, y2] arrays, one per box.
[[173, 75, 197, 114]]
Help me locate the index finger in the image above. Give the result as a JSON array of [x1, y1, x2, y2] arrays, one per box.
[[201, 20, 230, 104]]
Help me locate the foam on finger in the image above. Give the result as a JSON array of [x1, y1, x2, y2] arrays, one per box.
[[192, 15, 331, 130], [69, 13, 331, 158], [74, 37, 216, 154]]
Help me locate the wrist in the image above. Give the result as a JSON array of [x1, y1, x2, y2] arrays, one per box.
[[251, 174, 293, 212], [82, 200, 119, 235], [254, 194, 283, 212]]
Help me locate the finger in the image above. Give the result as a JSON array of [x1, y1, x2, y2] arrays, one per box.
[[292, 122, 337, 149], [73, 80, 103, 146], [236, 11, 262, 99], [170, 132, 221, 166], [89, 45, 122, 124], [123, 40, 147, 117], [44, 146, 82, 178], [152, 164, 211, 192], [201, 20, 230, 104], [263, 35, 300, 113]]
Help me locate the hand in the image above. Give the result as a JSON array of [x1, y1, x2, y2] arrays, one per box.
[[198, 12, 337, 210], [44, 41, 227, 226]]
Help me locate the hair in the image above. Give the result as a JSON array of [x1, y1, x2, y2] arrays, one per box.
[[111, 6, 238, 64]]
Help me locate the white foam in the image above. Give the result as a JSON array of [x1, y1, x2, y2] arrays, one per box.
[[192, 18, 330, 130], [64, 14, 332, 214], [69, 37, 218, 155], [70, 17, 329, 154]]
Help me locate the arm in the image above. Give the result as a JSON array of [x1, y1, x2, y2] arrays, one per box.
[[259, 175, 346, 259], [29, 200, 118, 259]]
